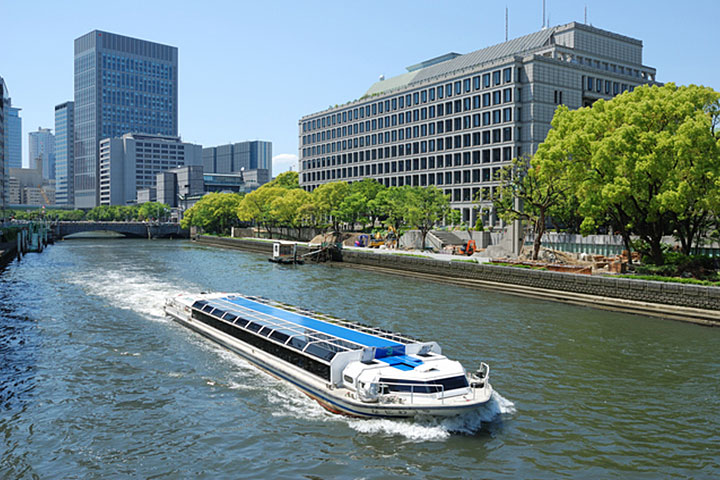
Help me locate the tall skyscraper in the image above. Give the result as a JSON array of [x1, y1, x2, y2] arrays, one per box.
[[28, 127, 55, 179], [4, 106, 21, 169], [0, 76, 7, 211], [74, 30, 178, 208], [55, 101, 74, 206]]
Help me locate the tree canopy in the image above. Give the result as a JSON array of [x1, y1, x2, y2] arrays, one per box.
[[181, 193, 242, 234], [536, 83, 720, 264]]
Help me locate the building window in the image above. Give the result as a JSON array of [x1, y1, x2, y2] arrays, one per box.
[[503, 67, 512, 83], [493, 70, 501, 85], [483, 73, 491, 88]]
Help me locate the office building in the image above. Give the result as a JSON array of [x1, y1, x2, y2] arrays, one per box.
[[99, 133, 201, 205], [155, 165, 204, 207], [8, 165, 55, 206], [55, 102, 74, 206], [74, 30, 178, 208], [28, 127, 55, 180], [202, 140, 272, 178], [4, 106, 21, 169], [298, 22, 657, 225], [0, 76, 7, 210]]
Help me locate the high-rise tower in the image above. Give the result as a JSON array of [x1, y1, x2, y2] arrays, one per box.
[[73, 30, 178, 208]]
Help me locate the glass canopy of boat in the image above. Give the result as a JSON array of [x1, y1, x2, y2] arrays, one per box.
[[192, 295, 414, 360]]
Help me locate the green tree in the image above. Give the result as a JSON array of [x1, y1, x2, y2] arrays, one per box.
[[181, 193, 242, 234], [336, 179, 386, 229], [491, 155, 572, 260], [541, 84, 720, 264], [265, 171, 299, 189], [237, 186, 285, 238], [405, 186, 450, 249], [138, 202, 170, 222], [270, 188, 313, 235], [312, 181, 350, 232], [371, 185, 412, 243]]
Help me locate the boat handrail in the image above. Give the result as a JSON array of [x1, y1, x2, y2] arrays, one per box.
[[376, 380, 447, 405]]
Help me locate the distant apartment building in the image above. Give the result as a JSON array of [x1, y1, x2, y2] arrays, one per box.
[[55, 101, 74, 206], [4, 106, 21, 169], [202, 140, 272, 180], [99, 133, 201, 205], [298, 22, 657, 226], [74, 30, 178, 208], [28, 127, 55, 180], [8, 165, 55, 206]]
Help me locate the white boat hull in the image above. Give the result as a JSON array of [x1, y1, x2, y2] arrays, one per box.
[[165, 302, 492, 418]]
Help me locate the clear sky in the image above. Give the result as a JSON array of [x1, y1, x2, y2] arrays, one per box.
[[2, 0, 718, 174]]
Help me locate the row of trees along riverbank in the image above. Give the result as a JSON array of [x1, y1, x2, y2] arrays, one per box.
[[2, 202, 171, 222], [180, 172, 458, 248]]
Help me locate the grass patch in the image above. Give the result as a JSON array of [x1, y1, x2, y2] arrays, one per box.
[[616, 274, 720, 287], [491, 262, 547, 271], [451, 258, 477, 263], [391, 252, 428, 258]]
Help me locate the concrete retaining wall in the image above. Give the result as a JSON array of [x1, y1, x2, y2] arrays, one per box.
[[339, 250, 720, 312]]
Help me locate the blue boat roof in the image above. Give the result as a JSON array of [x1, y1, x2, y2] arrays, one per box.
[[196, 295, 409, 359], [224, 296, 402, 350]]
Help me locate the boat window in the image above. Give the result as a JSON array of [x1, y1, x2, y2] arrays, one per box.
[[270, 330, 290, 344], [192, 300, 208, 309], [212, 308, 226, 317], [287, 335, 310, 351], [304, 342, 339, 361], [201, 304, 214, 313], [257, 327, 272, 337], [343, 375, 354, 384], [379, 376, 469, 394], [222, 313, 237, 322], [246, 322, 262, 333], [235, 318, 249, 328]]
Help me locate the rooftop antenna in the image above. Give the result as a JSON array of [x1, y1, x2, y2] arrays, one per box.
[[542, 0, 546, 28], [505, 6, 509, 41], [584, 5, 587, 24]]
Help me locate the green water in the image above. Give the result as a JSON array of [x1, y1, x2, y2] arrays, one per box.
[[1, 239, 718, 478]]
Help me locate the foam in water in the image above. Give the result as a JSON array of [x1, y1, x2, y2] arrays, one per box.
[[346, 391, 516, 442], [67, 268, 195, 321]]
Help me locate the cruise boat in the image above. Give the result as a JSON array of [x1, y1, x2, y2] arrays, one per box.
[[164, 292, 492, 418]]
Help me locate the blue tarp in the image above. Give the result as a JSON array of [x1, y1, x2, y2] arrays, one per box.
[[222, 296, 405, 358]]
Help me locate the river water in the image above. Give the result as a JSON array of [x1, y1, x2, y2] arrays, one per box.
[[1, 239, 718, 479]]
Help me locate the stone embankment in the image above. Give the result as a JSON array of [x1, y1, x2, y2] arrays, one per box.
[[195, 235, 720, 326]]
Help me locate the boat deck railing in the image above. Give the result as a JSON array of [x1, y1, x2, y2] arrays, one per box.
[[378, 381, 479, 405]]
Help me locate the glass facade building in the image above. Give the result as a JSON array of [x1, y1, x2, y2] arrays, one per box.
[[28, 127, 55, 180], [1, 76, 7, 210], [74, 30, 178, 208], [55, 101, 74, 206], [298, 22, 657, 225], [202, 140, 272, 177], [4, 106, 21, 169]]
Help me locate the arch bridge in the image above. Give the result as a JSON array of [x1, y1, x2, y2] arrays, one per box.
[[54, 221, 189, 239]]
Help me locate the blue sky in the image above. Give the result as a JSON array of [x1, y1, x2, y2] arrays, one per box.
[[2, 0, 718, 174]]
